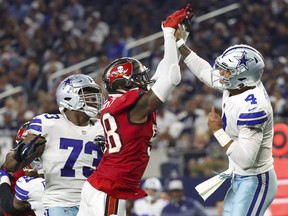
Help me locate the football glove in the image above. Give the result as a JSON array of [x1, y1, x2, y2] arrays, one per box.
[[12, 134, 46, 162], [163, 8, 187, 29], [181, 4, 194, 32], [94, 135, 106, 153]]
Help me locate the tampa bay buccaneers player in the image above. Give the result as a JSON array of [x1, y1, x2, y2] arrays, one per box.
[[0, 122, 36, 216]]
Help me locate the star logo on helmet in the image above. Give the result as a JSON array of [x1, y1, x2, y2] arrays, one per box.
[[63, 77, 73, 86], [235, 51, 253, 70]]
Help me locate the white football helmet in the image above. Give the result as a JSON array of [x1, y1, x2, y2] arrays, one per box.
[[56, 74, 105, 118], [213, 44, 265, 90], [23, 157, 44, 174]]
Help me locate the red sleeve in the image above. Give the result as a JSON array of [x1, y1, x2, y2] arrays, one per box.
[[109, 89, 145, 114]]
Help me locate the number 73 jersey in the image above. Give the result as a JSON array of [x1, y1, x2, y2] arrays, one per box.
[[27, 113, 104, 208]]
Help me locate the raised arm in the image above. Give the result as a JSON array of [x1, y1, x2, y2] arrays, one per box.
[[130, 9, 187, 122]]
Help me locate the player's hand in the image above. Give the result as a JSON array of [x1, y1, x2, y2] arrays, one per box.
[[208, 106, 223, 133], [94, 135, 106, 153], [177, 4, 194, 40], [0, 170, 11, 185], [162, 8, 187, 29], [12, 134, 46, 162]]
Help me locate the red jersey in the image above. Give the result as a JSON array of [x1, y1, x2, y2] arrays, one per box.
[[88, 89, 157, 199]]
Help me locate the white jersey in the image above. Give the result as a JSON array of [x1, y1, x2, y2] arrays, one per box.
[[27, 113, 104, 208], [15, 176, 45, 216], [185, 53, 274, 176], [133, 198, 168, 216]]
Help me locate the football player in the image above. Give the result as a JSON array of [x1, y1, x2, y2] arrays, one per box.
[[0, 158, 45, 216], [0, 121, 37, 216], [4, 74, 105, 216], [133, 177, 168, 216], [176, 16, 277, 216], [77, 7, 189, 216]]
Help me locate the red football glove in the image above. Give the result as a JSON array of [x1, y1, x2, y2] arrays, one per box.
[[182, 4, 194, 32], [163, 8, 187, 28]]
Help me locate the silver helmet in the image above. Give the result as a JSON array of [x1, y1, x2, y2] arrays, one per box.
[[56, 74, 105, 118], [142, 177, 162, 202], [213, 44, 265, 89]]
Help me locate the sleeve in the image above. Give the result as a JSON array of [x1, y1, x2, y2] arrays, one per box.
[[27, 115, 44, 136], [151, 27, 178, 81], [15, 177, 30, 202], [226, 127, 263, 170], [27, 113, 58, 150], [184, 52, 221, 89], [237, 106, 268, 131], [109, 89, 143, 114]]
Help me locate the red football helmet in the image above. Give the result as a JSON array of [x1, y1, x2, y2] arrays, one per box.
[[15, 121, 31, 144], [102, 57, 151, 93]]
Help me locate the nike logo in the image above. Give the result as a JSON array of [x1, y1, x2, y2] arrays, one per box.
[[248, 107, 257, 112]]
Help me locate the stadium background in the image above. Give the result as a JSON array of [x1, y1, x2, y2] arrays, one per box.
[[0, 0, 287, 215]]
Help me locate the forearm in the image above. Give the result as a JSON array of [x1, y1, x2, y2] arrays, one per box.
[[177, 41, 214, 88], [151, 28, 181, 102], [214, 127, 262, 170], [0, 183, 19, 213], [151, 28, 178, 81], [227, 130, 262, 170], [4, 152, 24, 172]]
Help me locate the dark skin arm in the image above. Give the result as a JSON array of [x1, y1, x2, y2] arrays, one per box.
[[4, 133, 45, 172], [0, 183, 30, 212], [13, 197, 30, 211], [174, 28, 192, 59], [130, 90, 163, 123]]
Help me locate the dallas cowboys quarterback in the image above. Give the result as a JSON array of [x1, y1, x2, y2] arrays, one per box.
[[4, 74, 105, 216], [175, 28, 277, 215]]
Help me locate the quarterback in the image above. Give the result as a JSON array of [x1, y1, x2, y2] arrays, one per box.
[[176, 23, 277, 216]]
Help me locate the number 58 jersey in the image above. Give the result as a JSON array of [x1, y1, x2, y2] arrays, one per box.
[[27, 113, 104, 208]]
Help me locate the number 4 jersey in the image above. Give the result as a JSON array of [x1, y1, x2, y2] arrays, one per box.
[[27, 113, 104, 208], [88, 88, 157, 200]]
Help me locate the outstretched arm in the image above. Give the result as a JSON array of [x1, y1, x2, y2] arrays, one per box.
[[174, 13, 217, 89], [131, 8, 186, 123], [4, 134, 46, 172]]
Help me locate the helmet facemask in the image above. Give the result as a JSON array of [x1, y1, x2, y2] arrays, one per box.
[[56, 74, 105, 118], [78, 87, 105, 118]]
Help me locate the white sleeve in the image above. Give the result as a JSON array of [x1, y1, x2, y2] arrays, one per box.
[[15, 177, 30, 201], [183, 52, 215, 88], [150, 27, 178, 81], [226, 127, 263, 170], [151, 27, 181, 102]]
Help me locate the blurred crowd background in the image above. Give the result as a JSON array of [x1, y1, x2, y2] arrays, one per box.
[[0, 0, 287, 209]]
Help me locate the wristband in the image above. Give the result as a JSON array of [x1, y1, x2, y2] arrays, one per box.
[[176, 38, 185, 49], [213, 129, 232, 147], [0, 176, 11, 186]]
